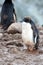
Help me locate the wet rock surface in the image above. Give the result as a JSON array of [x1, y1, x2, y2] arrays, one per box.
[[0, 26, 43, 65]]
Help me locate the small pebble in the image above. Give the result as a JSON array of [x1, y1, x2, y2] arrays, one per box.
[[0, 33, 3, 39]]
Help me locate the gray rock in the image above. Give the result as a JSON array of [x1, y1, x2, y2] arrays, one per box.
[[7, 22, 22, 34], [0, 33, 3, 39]]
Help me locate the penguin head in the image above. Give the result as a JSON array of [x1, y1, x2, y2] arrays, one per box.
[[23, 16, 31, 23], [5, 0, 12, 3]]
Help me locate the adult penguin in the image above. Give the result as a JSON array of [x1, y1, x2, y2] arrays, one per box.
[[22, 16, 39, 50], [1, 0, 17, 30]]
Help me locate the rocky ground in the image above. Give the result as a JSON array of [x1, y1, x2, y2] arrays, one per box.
[[0, 25, 43, 65]]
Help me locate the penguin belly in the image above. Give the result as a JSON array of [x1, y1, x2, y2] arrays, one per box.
[[22, 22, 34, 46]]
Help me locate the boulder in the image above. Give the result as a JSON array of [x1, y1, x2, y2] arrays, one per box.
[[7, 22, 22, 34]]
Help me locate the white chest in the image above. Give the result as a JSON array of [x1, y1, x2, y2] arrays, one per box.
[[22, 22, 33, 44]]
